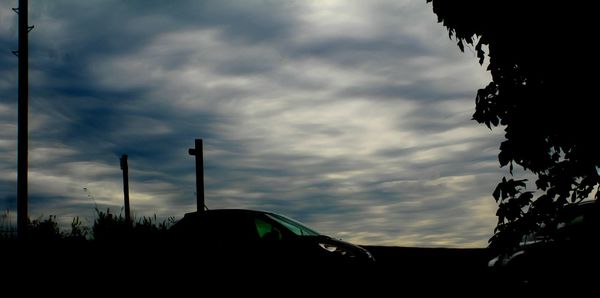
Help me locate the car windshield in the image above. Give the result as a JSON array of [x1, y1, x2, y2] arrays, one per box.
[[266, 213, 320, 236]]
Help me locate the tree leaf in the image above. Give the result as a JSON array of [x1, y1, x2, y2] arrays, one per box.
[[492, 183, 501, 202]]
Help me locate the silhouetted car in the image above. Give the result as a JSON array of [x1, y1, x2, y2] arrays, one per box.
[[488, 201, 600, 287], [169, 209, 375, 264]]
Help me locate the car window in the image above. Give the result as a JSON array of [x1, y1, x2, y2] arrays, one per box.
[[266, 213, 320, 236], [254, 218, 282, 241]]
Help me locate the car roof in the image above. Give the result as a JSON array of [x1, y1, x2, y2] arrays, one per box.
[[170, 209, 270, 233], [182, 209, 272, 218]]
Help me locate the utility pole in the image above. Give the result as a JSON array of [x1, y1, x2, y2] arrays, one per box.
[[188, 139, 205, 212], [120, 155, 131, 224], [15, 0, 32, 239]]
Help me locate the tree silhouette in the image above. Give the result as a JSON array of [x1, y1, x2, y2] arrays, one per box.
[[427, 0, 599, 250]]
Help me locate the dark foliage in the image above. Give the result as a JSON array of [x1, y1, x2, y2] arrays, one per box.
[[92, 208, 174, 242], [427, 0, 599, 250], [27, 215, 62, 241], [1, 214, 88, 241], [0, 208, 174, 242], [92, 208, 131, 241]]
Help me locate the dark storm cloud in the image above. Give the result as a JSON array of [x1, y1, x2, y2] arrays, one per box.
[[28, 0, 300, 57], [338, 81, 473, 102], [290, 36, 431, 65], [0, 0, 506, 247]]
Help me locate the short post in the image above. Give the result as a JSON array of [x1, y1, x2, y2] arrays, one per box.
[[188, 139, 205, 212], [120, 154, 131, 224]]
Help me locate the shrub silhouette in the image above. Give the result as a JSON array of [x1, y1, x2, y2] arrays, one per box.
[[92, 208, 131, 241], [0, 208, 175, 242], [1, 209, 15, 239], [92, 208, 174, 242], [27, 215, 62, 241], [67, 216, 89, 241]]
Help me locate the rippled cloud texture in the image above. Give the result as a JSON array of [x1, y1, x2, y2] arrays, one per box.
[[0, 0, 509, 247]]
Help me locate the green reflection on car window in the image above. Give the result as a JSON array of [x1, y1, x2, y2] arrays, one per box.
[[255, 218, 271, 238], [266, 213, 320, 236]]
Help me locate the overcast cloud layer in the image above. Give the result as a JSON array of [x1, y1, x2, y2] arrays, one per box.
[[0, 0, 510, 247]]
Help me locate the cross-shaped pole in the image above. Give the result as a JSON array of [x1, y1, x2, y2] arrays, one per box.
[[188, 139, 205, 212]]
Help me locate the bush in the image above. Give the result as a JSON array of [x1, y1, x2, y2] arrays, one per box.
[[0, 208, 175, 242], [92, 208, 175, 242]]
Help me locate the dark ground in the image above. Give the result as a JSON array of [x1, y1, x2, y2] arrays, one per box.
[[2, 241, 501, 295], [364, 246, 493, 278], [10, 241, 587, 295], [3, 238, 595, 295], [363, 246, 496, 293]]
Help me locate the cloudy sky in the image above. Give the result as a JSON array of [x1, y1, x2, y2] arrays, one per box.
[[0, 0, 511, 247]]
